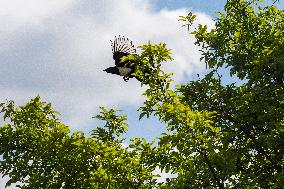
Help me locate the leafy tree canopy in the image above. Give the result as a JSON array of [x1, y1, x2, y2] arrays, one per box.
[[0, 0, 283, 188]]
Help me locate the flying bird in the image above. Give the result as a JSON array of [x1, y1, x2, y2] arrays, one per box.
[[104, 36, 140, 82]]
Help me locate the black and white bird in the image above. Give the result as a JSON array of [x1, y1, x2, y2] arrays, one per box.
[[104, 36, 140, 82]]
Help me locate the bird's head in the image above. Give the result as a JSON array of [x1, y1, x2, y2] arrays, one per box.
[[103, 67, 119, 74]]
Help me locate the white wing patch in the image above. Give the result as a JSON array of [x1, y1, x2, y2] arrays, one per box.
[[118, 67, 132, 76]]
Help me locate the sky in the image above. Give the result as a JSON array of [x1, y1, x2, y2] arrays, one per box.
[[1, 0, 282, 188], [0, 0, 220, 138]]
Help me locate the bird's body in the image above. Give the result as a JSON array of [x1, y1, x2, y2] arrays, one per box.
[[104, 36, 162, 85], [113, 52, 129, 66], [117, 67, 132, 76], [104, 36, 138, 82]]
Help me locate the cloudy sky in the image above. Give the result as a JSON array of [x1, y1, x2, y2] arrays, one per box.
[[7, 0, 284, 187], [0, 0, 224, 134]]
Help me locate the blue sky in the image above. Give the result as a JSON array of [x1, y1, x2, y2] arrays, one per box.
[[0, 0, 282, 187], [154, 0, 227, 14]]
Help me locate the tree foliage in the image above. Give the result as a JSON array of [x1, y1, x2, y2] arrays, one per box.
[[0, 0, 283, 188], [0, 98, 157, 188]]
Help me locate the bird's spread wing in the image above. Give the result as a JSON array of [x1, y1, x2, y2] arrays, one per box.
[[111, 36, 136, 66]]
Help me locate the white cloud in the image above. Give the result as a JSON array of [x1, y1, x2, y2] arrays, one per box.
[[0, 174, 19, 189], [0, 0, 214, 135], [0, 0, 75, 33], [153, 168, 178, 183]]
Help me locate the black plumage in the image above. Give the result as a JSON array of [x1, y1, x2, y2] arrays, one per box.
[[104, 36, 138, 82]]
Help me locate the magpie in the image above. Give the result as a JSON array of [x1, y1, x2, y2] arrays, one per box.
[[104, 36, 141, 82]]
